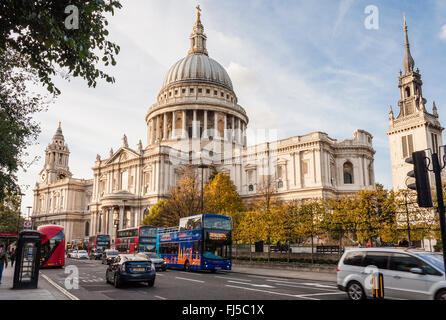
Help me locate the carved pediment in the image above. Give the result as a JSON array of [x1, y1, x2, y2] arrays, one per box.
[[105, 147, 140, 165]]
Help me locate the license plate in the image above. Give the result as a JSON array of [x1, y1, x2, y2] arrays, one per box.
[[133, 268, 144, 272]]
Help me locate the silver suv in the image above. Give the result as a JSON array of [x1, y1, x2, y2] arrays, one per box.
[[337, 248, 446, 300]]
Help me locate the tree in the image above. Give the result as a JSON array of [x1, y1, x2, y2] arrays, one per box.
[[254, 174, 281, 261], [0, 49, 48, 201], [277, 201, 301, 262], [0, 192, 24, 233], [141, 200, 168, 227], [204, 173, 244, 216], [1, 1, 122, 94], [161, 166, 202, 227], [237, 211, 263, 262], [0, 2, 122, 200], [296, 200, 324, 264]]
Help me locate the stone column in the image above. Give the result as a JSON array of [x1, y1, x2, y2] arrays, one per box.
[[203, 110, 208, 138], [150, 118, 155, 144], [224, 113, 228, 141], [163, 113, 167, 140], [237, 118, 242, 145], [172, 111, 176, 139], [193, 110, 198, 138], [231, 116, 235, 142], [182, 110, 187, 139], [155, 115, 159, 142], [119, 206, 123, 230], [108, 208, 113, 236], [214, 111, 219, 138]]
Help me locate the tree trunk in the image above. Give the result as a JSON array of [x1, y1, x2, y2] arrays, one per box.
[[267, 236, 271, 262], [311, 236, 314, 265], [249, 240, 252, 262], [287, 240, 291, 263]]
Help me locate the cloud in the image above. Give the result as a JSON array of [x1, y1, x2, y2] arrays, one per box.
[[440, 24, 446, 40]]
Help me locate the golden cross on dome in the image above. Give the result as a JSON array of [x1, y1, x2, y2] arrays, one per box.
[[196, 5, 201, 20]]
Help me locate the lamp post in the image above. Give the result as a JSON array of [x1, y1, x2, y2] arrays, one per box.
[[198, 158, 209, 214]]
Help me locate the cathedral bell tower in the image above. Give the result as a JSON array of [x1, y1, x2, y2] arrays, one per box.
[[39, 122, 72, 184], [388, 18, 443, 191]]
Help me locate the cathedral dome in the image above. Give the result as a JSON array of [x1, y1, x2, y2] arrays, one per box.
[[162, 54, 233, 92]]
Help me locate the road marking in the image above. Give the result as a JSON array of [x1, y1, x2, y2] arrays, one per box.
[[296, 292, 345, 297], [40, 273, 80, 301], [215, 276, 252, 282], [266, 280, 338, 291], [300, 282, 337, 289], [225, 285, 319, 300], [175, 277, 205, 283], [154, 295, 167, 300], [156, 273, 164, 277], [227, 280, 275, 288]]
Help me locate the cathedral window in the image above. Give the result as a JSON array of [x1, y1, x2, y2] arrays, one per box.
[[402, 135, 414, 158], [431, 133, 439, 154], [175, 89, 178, 95], [190, 88, 194, 94], [343, 162, 353, 184], [405, 87, 411, 98], [206, 89, 210, 94], [248, 184, 254, 192], [277, 180, 283, 189], [221, 92, 224, 97], [303, 161, 309, 175], [214, 90, 218, 96], [198, 88, 202, 93], [182, 88, 186, 94]]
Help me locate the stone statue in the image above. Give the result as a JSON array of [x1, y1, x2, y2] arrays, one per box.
[[109, 148, 113, 158], [122, 134, 128, 148], [96, 154, 101, 161]]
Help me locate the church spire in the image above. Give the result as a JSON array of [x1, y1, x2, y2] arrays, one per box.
[[402, 16, 415, 74], [188, 5, 208, 56]]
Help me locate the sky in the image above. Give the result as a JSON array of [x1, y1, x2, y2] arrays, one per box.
[[17, 0, 446, 213]]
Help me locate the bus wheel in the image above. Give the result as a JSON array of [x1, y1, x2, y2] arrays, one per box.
[[184, 261, 191, 272]]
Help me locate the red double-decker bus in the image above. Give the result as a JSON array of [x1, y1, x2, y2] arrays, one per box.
[[38, 225, 65, 268], [87, 234, 111, 253], [116, 226, 157, 254]]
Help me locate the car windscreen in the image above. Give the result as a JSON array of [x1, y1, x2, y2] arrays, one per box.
[[413, 252, 445, 272], [106, 251, 119, 256], [147, 253, 161, 259]]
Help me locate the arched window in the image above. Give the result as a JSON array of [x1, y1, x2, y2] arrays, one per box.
[[405, 87, 411, 98], [343, 162, 353, 184]]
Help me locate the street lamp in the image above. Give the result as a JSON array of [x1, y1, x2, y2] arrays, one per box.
[[26, 206, 32, 230], [198, 155, 209, 214]]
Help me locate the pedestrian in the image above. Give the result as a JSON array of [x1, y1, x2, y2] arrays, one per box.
[[0, 244, 8, 286], [10, 249, 16, 267]]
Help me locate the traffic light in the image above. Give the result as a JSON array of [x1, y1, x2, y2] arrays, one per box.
[[405, 150, 433, 208]]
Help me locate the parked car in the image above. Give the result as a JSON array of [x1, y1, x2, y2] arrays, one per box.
[[337, 248, 446, 300], [102, 249, 119, 265], [89, 248, 104, 260], [67, 249, 74, 258], [137, 252, 167, 271], [74, 250, 89, 259], [68, 250, 78, 258], [105, 254, 156, 288]]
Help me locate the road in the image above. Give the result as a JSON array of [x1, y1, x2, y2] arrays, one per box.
[[40, 258, 347, 300]]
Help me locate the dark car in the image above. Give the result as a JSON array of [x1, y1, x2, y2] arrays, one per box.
[[89, 248, 104, 260], [138, 252, 167, 271], [102, 249, 119, 265], [106, 254, 156, 288]]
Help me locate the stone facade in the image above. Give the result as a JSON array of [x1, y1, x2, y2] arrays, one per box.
[[32, 9, 376, 246], [32, 123, 93, 244], [388, 18, 444, 191]]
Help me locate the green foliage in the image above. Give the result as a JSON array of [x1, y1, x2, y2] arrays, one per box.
[[0, 192, 24, 233], [0, 0, 122, 94], [141, 200, 168, 227]]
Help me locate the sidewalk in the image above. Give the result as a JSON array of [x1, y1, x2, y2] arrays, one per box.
[[0, 265, 67, 300], [231, 263, 337, 282]]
